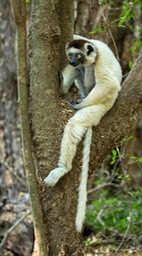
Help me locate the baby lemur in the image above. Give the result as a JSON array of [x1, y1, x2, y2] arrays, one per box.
[[44, 35, 122, 232]]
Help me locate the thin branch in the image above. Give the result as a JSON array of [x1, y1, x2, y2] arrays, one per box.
[[3, 162, 27, 187], [100, 4, 119, 60], [96, 206, 106, 226], [0, 210, 31, 249], [87, 181, 124, 195], [12, 1, 47, 255]]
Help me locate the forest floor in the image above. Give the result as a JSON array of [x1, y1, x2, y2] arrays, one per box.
[[0, 162, 142, 256], [0, 198, 142, 256], [85, 232, 142, 255]]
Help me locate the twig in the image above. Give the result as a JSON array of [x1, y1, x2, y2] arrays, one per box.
[[0, 210, 31, 249], [3, 162, 27, 187], [113, 209, 133, 256], [96, 206, 106, 226], [87, 181, 124, 195], [100, 5, 120, 60]]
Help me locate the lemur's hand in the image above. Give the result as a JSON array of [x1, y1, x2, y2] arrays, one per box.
[[68, 99, 83, 110]]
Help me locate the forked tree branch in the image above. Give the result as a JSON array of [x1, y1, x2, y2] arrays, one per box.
[[90, 50, 142, 172]]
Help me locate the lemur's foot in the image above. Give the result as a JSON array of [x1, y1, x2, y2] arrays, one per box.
[[44, 167, 67, 187]]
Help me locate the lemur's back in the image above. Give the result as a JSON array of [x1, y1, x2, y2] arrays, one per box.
[[89, 39, 122, 84]]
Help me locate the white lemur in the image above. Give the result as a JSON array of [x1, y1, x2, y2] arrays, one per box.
[[44, 35, 122, 232]]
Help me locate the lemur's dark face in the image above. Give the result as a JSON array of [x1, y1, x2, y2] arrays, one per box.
[[67, 52, 85, 67], [66, 40, 96, 67]]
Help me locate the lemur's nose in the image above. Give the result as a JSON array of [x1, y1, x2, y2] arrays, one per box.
[[70, 60, 76, 65], [69, 60, 79, 67]]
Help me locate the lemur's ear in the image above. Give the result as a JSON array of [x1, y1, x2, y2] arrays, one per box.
[[87, 44, 94, 55]]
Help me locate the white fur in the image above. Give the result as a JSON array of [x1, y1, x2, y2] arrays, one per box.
[[44, 35, 122, 232], [61, 64, 76, 94], [75, 127, 92, 232]]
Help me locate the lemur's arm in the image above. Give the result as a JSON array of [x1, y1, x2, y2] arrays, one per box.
[[71, 76, 121, 110], [61, 63, 88, 98], [60, 65, 76, 94], [74, 66, 86, 98]]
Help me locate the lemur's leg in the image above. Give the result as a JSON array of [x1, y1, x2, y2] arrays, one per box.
[[44, 104, 106, 187], [58, 120, 87, 170], [44, 118, 87, 186]]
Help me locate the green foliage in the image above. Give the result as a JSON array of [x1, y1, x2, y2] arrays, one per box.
[[90, 25, 105, 35], [86, 188, 142, 234], [98, 0, 108, 5], [91, 0, 142, 55], [118, 1, 136, 27], [110, 149, 118, 165], [130, 155, 142, 163], [87, 136, 142, 235], [121, 136, 134, 143], [117, 0, 142, 54], [130, 39, 142, 54], [128, 60, 133, 69]]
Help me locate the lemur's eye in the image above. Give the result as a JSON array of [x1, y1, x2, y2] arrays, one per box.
[[68, 54, 72, 60], [77, 54, 81, 59]]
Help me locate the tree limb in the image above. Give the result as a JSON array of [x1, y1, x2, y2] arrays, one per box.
[[90, 50, 142, 172]]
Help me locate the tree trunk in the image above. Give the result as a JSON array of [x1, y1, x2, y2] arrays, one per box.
[[29, 1, 83, 255], [0, 0, 24, 199]]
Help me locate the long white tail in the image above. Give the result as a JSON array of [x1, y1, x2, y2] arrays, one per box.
[[75, 127, 92, 232]]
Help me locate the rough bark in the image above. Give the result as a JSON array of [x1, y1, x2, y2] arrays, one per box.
[[29, 1, 84, 255], [57, 0, 74, 68], [0, 0, 24, 198], [12, 1, 47, 255]]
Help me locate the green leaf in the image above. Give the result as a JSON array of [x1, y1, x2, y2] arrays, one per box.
[[121, 136, 133, 143], [111, 149, 117, 165], [128, 61, 133, 69], [130, 155, 142, 163]]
